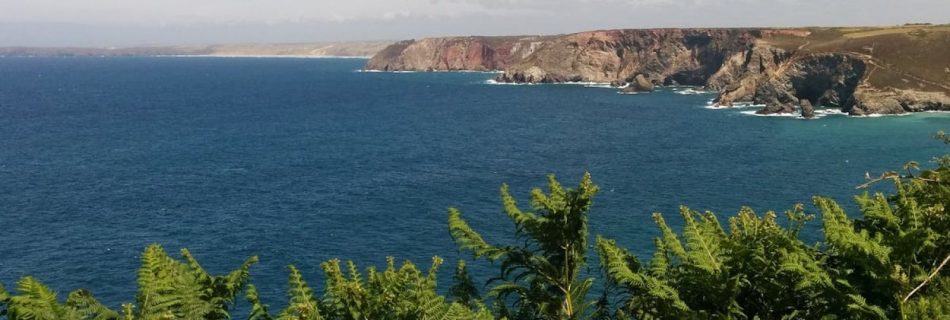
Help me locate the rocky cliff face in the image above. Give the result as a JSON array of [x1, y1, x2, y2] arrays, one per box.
[[363, 36, 548, 71], [716, 52, 869, 112], [495, 29, 757, 85], [366, 26, 950, 115]]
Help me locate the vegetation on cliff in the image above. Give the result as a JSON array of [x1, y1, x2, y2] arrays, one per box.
[[2, 132, 949, 319]]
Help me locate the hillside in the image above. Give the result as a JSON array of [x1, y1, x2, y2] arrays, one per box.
[[366, 26, 950, 116]]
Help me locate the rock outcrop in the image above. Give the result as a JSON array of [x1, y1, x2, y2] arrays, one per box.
[[800, 99, 815, 119], [622, 74, 656, 93], [850, 88, 950, 115], [756, 102, 797, 115], [366, 26, 950, 115]]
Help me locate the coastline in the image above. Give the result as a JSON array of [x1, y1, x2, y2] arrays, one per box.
[[366, 26, 950, 116]]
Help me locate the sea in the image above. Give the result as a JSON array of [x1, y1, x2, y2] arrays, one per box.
[[0, 57, 947, 310]]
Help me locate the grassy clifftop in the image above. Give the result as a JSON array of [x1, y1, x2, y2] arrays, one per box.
[[762, 25, 950, 94]]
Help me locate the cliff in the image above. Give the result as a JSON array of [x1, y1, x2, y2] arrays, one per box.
[[365, 26, 950, 116], [363, 36, 553, 71]]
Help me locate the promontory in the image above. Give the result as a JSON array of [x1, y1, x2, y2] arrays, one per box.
[[364, 25, 950, 117]]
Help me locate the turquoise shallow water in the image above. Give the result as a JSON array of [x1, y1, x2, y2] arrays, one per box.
[[0, 57, 947, 309]]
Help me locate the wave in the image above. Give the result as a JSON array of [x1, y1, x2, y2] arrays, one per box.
[[735, 108, 928, 119], [814, 109, 847, 116], [704, 102, 766, 109], [851, 110, 949, 117], [485, 79, 539, 86], [851, 112, 914, 118], [731, 102, 767, 108], [484, 79, 615, 87], [673, 88, 716, 95], [360, 69, 503, 74], [451, 70, 505, 74], [847, 110, 950, 118], [357, 69, 415, 73], [739, 110, 801, 118]]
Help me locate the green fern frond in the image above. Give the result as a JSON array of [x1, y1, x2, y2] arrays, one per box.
[[65, 289, 119, 320], [447, 208, 506, 260], [816, 197, 891, 269], [1, 282, 9, 301], [596, 237, 644, 288], [680, 206, 724, 272], [649, 237, 670, 278], [652, 213, 687, 261], [245, 284, 273, 320], [279, 265, 320, 320], [7, 276, 65, 320], [501, 184, 539, 228]]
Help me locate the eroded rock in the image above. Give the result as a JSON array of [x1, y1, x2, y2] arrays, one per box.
[[800, 98, 815, 119], [622, 74, 655, 93], [756, 102, 797, 115]]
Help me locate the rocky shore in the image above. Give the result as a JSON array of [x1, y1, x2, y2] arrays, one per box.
[[365, 26, 950, 116]]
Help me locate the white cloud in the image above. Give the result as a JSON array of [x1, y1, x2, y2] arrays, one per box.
[[0, 0, 946, 46]]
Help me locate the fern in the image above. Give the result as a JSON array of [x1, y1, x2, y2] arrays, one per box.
[[65, 289, 119, 320], [127, 244, 257, 319], [448, 173, 599, 319], [447, 209, 506, 260], [278, 265, 321, 320], [0, 283, 9, 317], [448, 260, 478, 308], [679, 207, 724, 272], [245, 285, 273, 320], [6, 276, 69, 320], [817, 196, 892, 270], [595, 236, 688, 318]]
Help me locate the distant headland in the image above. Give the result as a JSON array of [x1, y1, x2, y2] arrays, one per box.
[[0, 41, 393, 59]]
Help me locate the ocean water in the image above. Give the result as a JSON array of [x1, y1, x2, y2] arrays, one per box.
[[0, 57, 947, 309]]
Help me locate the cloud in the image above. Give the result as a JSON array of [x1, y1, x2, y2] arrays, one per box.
[[0, 0, 947, 46]]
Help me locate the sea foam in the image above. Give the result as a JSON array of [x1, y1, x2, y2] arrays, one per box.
[[484, 79, 615, 87], [739, 110, 801, 118], [704, 102, 766, 110], [673, 88, 716, 95]]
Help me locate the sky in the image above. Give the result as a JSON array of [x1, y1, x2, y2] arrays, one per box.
[[0, 0, 947, 47]]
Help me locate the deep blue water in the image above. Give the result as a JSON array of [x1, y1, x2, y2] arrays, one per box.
[[0, 57, 947, 310]]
